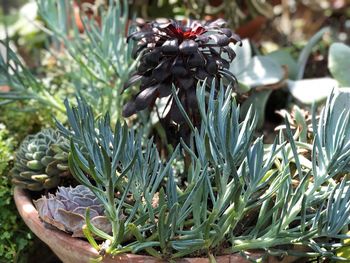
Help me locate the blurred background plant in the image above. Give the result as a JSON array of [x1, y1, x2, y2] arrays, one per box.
[[1, 0, 136, 122]]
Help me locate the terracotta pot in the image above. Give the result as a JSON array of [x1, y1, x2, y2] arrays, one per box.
[[15, 187, 301, 263]]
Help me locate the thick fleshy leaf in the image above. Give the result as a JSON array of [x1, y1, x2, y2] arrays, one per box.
[[162, 39, 179, 55], [179, 40, 198, 55], [172, 59, 187, 77], [332, 88, 350, 143], [73, 207, 99, 217], [288, 78, 338, 104], [169, 101, 184, 124], [192, 24, 206, 35], [55, 209, 85, 234], [122, 101, 136, 117], [153, 60, 172, 82], [221, 28, 232, 37], [229, 33, 242, 44], [206, 58, 218, 75], [266, 49, 298, 80], [124, 74, 142, 89], [144, 50, 161, 65], [196, 35, 210, 43], [178, 76, 195, 90], [328, 43, 350, 87], [236, 56, 284, 88], [127, 31, 154, 42], [140, 76, 154, 87], [157, 83, 172, 97], [134, 86, 158, 111], [137, 62, 152, 74], [207, 18, 226, 28], [187, 53, 205, 67], [228, 39, 252, 75], [43, 176, 60, 189], [221, 46, 236, 61], [209, 34, 229, 46], [195, 68, 210, 80]]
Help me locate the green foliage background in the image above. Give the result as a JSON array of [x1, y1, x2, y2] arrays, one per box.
[[0, 124, 31, 262], [0, 104, 52, 262]]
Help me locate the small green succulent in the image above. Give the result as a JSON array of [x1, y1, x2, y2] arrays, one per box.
[[11, 128, 70, 191]]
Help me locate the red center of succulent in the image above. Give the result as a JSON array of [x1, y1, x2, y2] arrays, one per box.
[[172, 26, 206, 40]]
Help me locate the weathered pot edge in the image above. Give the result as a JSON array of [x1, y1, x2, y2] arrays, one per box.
[[13, 186, 266, 263]]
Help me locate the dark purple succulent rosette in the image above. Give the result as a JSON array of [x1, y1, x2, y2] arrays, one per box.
[[123, 18, 241, 123]]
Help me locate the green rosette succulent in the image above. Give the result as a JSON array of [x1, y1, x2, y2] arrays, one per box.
[[11, 128, 70, 191]]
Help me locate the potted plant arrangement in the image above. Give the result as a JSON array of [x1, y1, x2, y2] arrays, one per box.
[[1, 0, 350, 263]]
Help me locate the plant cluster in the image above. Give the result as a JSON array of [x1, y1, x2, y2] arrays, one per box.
[[47, 84, 350, 262], [11, 128, 69, 191], [34, 185, 111, 238], [1, 0, 350, 262], [123, 19, 240, 122]]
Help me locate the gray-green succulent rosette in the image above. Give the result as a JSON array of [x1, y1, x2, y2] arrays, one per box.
[[34, 185, 111, 237]]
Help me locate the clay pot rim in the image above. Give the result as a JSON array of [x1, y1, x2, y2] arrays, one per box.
[[14, 186, 262, 262]]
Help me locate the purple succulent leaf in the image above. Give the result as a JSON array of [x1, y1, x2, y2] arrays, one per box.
[[124, 74, 142, 89], [56, 209, 85, 236], [72, 196, 95, 207], [208, 47, 221, 57], [221, 46, 236, 61], [47, 198, 66, 220], [144, 50, 161, 65], [209, 34, 229, 46], [221, 28, 232, 37], [152, 60, 172, 82], [34, 197, 52, 218], [169, 102, 185, 124], [196, 35, 210, 43], [127, 31, 155, 42], [56, 186, 70, 200], [205, 58, 219, 75], [161, 39, 179, 55], [141, 76, 156, 88], [195, 68, 210, 80], [90, 204, 105, 215], [72, 207, 99, 218], [187, 53, 205, 68], [137, 62, 153, 74], [60, 199, 79, 211], [122, 101, 137, 117], [179, 40, 198, 55], [157, 83, 172, 97], [171, 59, 188, 77], [229, 33, 242, 45], [177, 76, 195, 90], [132, 42, 148, 58], [134, 86, 158, 111], [207, 18, 227, 28]]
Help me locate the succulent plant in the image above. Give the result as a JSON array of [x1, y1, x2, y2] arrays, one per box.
[[34, 185, 111, 238], [275, 105, 313, 143], [11, 128, 70, 191], [123, 18, 240, 123]]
